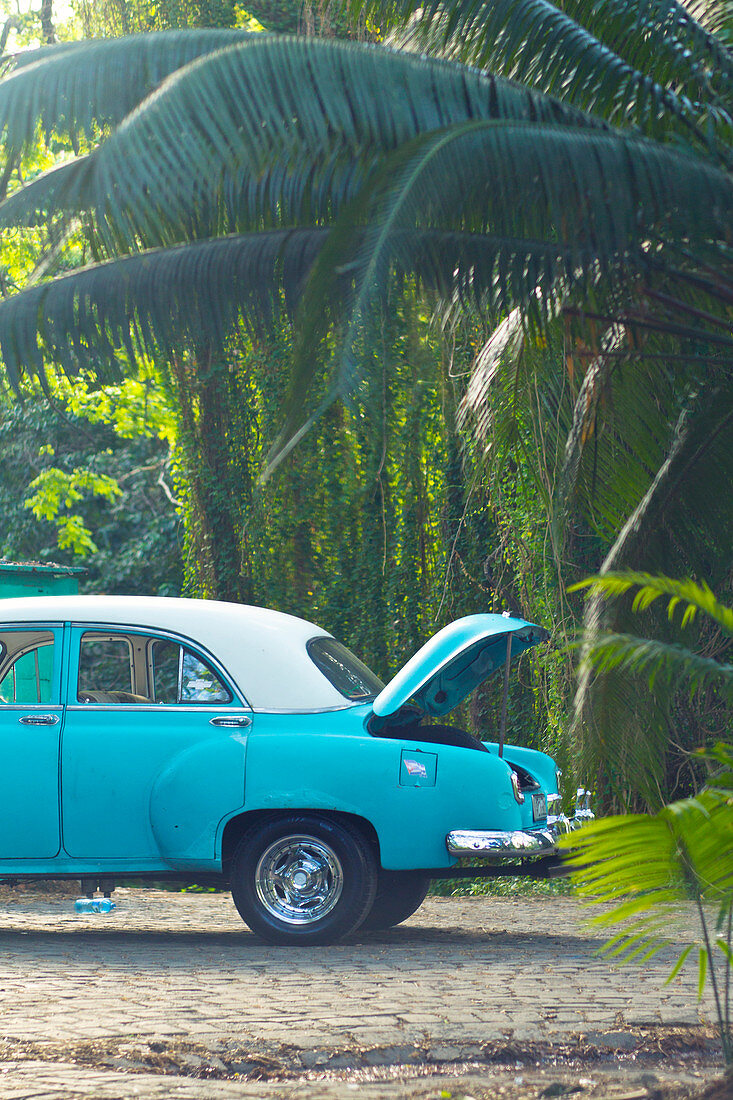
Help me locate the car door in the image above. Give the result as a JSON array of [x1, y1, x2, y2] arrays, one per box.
[[61, 625, 252, 862], [0, 624, 65, 859]]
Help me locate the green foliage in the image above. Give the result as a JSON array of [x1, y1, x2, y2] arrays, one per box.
[[24, 464, 122, 555], [353, 0, 733, 156], [0, 382, 183, 595], [74, 0, 243, 34], [571, 572, 733, 808], [0, 32, 727, 422], [430, 874, 574, 898], [562, 742, 733, 1063], [166, 309, 532, 705], [348, 0, 733, 805], [0, 0, 78, 51], [562, 577, 732, 1053], [0, 4, 549, 748], [572, 573, 733, 635]]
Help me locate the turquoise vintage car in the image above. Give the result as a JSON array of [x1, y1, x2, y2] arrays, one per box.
[[0, 595, 590, 944]]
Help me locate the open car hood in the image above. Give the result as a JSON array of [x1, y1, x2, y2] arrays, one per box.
[[371, 614, 549, 720]]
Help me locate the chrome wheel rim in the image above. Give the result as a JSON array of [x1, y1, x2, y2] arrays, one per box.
[[255, 834, 344, 925]]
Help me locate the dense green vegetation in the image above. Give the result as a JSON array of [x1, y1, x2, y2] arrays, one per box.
[[0, 0, 728, 808]]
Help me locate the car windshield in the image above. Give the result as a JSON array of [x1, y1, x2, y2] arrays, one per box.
[[307, 637, 384, 701]]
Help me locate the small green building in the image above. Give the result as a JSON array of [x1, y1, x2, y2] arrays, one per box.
[[0, 562, 86, 702], [0, 560, 85, 599]]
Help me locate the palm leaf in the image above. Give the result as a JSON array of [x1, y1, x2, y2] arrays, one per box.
[[571, 573, 733, 635], [561, 0, 733, 99], [574, 566, 733, 809], [562, 789, 733, 915], [689, 0, 733, 38], [0, 223, 557, 391], [551, 337, 621, 540], [0, 37, 603, 247], [0, 157, 91, 228], [0, 30, 254, 150], [579, 632, 733, 697], [559, 778, 733, 1061], [262, 117, 732, 470], [352, 0, 733, 149], [0, 229, 327, 390]]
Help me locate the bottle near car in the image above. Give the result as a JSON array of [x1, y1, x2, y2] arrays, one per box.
[[74, 895, 116, 914]]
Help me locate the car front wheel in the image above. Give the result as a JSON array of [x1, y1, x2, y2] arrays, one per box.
[[230, 815, 378, 945]]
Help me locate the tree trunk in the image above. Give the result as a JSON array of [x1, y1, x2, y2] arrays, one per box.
[[40, 0, 56, 43], [169, 349, 252, 604]]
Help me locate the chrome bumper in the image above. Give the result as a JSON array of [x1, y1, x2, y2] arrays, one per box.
[[446, 827, 557, 859], [446, 789, 594, 861]]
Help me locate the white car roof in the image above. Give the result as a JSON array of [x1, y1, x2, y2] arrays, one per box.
[[0, 595, 351, 711]]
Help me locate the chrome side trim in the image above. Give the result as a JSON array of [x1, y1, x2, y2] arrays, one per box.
[[446, 828, 557, 859], [64, 704, 253, 716], [249, 704, 358, 714]]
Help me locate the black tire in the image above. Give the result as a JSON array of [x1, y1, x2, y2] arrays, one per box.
[[360, 870, 431, 931], [230, 814, 378, 946]]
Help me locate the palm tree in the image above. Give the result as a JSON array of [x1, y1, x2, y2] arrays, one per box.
[[0, 9, 729, 801], [562, 572, 733, 1073], [343, 0, 733, 802]]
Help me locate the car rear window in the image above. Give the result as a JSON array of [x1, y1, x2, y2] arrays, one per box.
[[307, 637, 384, 701]]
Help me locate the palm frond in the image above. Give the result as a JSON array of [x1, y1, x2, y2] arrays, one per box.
[[0, 157, 91, 228], [551, 338, 620, 540], [560, 787, 733, 963], [690, 0, 733, 38], [456, 307, 528, 439], [563, 791, 733, 906], [570, 392, 733, 809], [564, 0, 733, 97], [560, 773, 733, 1061], [571, 573, 733, 635], [580, 631, 733, 695], [3, 37, 604, 247], [0, 229, 327, 390], [262, 117, 732, 470], [353, 0, 733, 148], [0, 30, 254, 149]]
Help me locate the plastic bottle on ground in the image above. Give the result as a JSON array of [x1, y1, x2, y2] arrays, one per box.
[[74, 896, 116, 914]]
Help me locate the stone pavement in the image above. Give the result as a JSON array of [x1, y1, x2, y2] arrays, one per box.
[[0, 887, 720, 1098]]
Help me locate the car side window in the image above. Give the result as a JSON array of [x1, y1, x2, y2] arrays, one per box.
[[150, 639, 179, 704], [180, 650, 232, 704], [150, 639, 232, 705], [75, 630, 234, 706], [0, 632, 55, 704], [78, 635, 136, 703]]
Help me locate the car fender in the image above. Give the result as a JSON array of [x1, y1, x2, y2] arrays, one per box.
[[243, 726, 524, 870], [494, 744, 559, 792], [149, 731, 247, 866]]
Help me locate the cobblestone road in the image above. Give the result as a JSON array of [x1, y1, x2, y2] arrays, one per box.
[[0, 887, 719, 1098]]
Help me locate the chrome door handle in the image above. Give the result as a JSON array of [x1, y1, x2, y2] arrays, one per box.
[[19, 713, 60, 726], [209, 715, 252, 728]]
